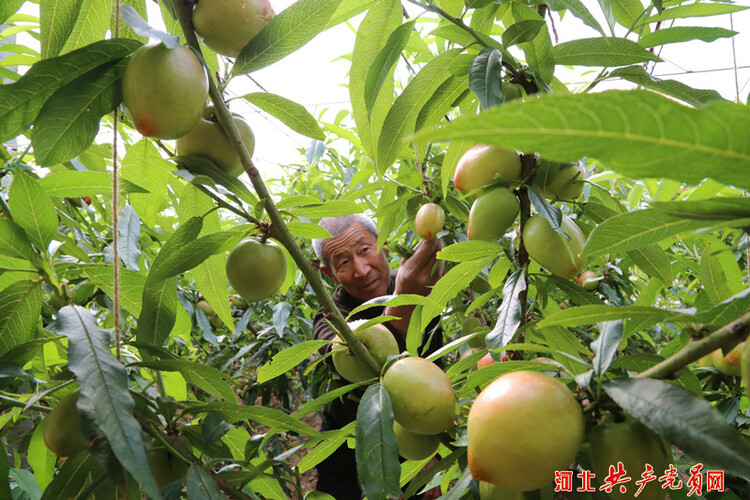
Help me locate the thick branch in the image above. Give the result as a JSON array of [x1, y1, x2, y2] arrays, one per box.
[[637, 311, 750, 379], [172, 0, 381, 378]]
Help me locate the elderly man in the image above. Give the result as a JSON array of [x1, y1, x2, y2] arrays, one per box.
[[311, 214, 444, 499]]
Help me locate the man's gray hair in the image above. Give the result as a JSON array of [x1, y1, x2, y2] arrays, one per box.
[[312, 214, 378, 268]]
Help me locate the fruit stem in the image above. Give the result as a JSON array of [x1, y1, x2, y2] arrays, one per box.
[[172, 0, 382, 378], [637, 311, 750, 379]]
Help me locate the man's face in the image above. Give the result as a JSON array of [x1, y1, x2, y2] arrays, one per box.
[[321, 223, 390, 301]]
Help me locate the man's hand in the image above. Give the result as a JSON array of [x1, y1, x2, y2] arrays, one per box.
[[393, 238, 445, 297]]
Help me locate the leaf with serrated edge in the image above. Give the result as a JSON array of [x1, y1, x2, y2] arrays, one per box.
[[553, 37, 660, 66], [56, 306, 161, 499], [39, 0, 84, 59], [605, 378, 750, 481], [0, 281, 43, 358], [437, 240, 500, 262]]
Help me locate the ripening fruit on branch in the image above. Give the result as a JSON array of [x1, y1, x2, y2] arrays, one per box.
[[177, 106, 255, 177], [501, 81, 526, 103], [468, 188, 520, 241], [383, 357, 455, 435], [532, 160, 586, 201], [523, 214, 586, 280], [193, 0, 275, 57], [43, 391, 86, 457], [577, 271, 599, 290], [454, 145, 522, 193], [589, 417, 670, 500], [331, 321, 399, 382], [393, 421, 440, 460], [415, 203, 444, 240], [225, 237, 286, 303], [122, 43, 208, 139], [467, 370, 584, 491], [149, 437, 190, 488], [710, 342, 745, 376]]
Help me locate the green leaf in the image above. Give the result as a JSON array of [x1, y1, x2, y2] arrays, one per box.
[[546, 275, 604, 306], [175, 155, 258, 207], [286, 221, 331, 239], [421, 259, 490, 328], [327, 0, 376, 28], [437, 240, 501, 262], [28, 418, 55, 490], [8, 171, 58, 252], [583, 209, 711, 258], [356, 384, 401, 500], [544, 0, 604, 34], [297, 381, 370, 417], [119, 4, 178, 48], [38, 450, 97, 500], [56, 305, 162, 499], [116, 205, 141, 271], [591, 320, 622, 376], [183, 403, 320, 437], [501, 19, 546, 47], [186, 465, 225, 500], [486, 269, 526, 349], [297, 423, 355, 473], [290, 200, 363, 218], [132, 360, 235, 402], [0, 281, 43, 360], [696, 289, 750, 327], [350, 0, 401, 160], [537, 305, 691, 328], [61, 0, 113, 54], [83, 264, 145, 317], [113, 0, 148, 43], [234, 0, 343, 74], [39, 0, 84, 59], [638, 26, 737, 49], [626, 244, 673, 285], [469, 48, 504, 110], [122, 139, 172, 228], [365, 20, 414, 117], [415, 76, 468, 132], [377, 49, 463, 174], [412, 90, 750, 191], [604, 378, 750, 481], [31, 59, 125, 166], [148, 231, 235, 283], [528, 187, 562, 228], [553, 37, 660, 66], [0, 218, 36, 262], [643, 3, 749, 24], [440, 467, 473, 500], [699, 240, 743, 305], [242, 92, 325, 140], [651, 197, 750, 220], [607, 66, 724, 106], [510, 4, 554, 83], [38, 171, 148, 196], [257, 340, 329, 383]]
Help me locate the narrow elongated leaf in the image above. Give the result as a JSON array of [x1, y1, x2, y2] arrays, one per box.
[[132, 360, 235, 402], [511, 4, 554, 83], [608, 66, 724, 106], [696, 288, 750, 327], [56, 306, 161, 499], [83, 265, 145, 317], [0, 281, 43, 358], [553, 37, 660, 66], [377, 49, 464, 173], [699, 241, 743, 305], [638, 26, 737, 49], [186, 465, 225, 500], [651, 197, 750, 220], [258, 341, 329, 383], [39, 452, 97, 500], [501, 20, 546, 47], [175, 155, 258, 207], [356, 384, 401, 500], [528, 188, 562, 229], [546, 276, 605, 306], [298, 423, 356, 473], [441, 467, 474, 500], [38, 171, 148, 196], [365, 21, 414, 117], [469, 48, 503, 110], [413, 90, 750, 191], [591, 320, 622, 376], [117, 205, 141, 272], [584, 209, 711, 258], [32, 59, 126, 166], [242, 92, 325, 140], [415, 76, 468, 132], [297, 381, 370, 417], [627, 245, 673, 285], [234, 0, 343, 74], [538, 305, 691, 328], [290, 200, 362, 218], [8, 171, 58, 252], [349, 0, 401, 160], [0, 219, 36, 262], [39, 0, 84, 59], [545, 0, 604, 34], [421, 259, 490, 327], [148, 231, 234, 283], [61, 0, 113, 54], [183, 403, 320, 436], [437, 240, 501, 262], [286, 221, 331, 238], [605, 378, 750, 481], [486, 269, 526, 349], [644, 3, 748, 24], [122, 139, 172, 228]]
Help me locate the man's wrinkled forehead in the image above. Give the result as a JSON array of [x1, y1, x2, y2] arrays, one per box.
[[322, 223, 375, 263]]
